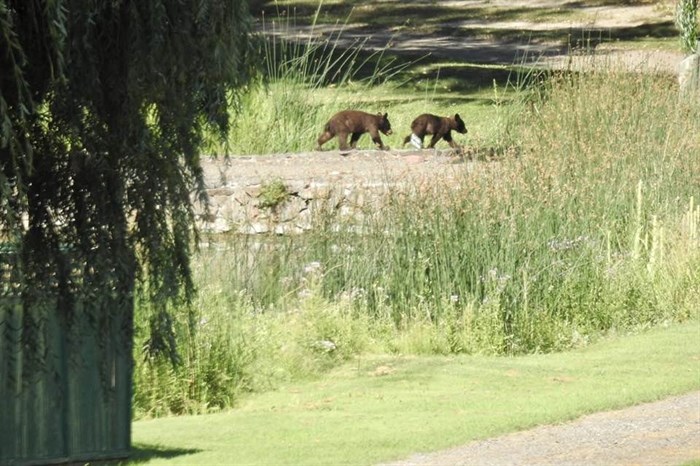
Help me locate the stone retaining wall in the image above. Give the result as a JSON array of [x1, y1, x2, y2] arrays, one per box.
[[201, 178, 396, 234], [196, 150, 469, 234]]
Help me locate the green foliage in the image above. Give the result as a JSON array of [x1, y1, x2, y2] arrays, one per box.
[[676, 0, 699, 52], [134, 67, 699, 417], [0, 1, 256, 377], [258, 179, 289, 209], [132, 257, 380, 417]]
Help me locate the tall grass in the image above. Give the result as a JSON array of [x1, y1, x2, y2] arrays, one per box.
[[213, 5, 414, 155], [134, 68, 699, 418]]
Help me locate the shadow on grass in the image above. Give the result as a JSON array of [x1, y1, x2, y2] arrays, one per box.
[[476, 21, 678, 45], [407, 64, 531, 93], [251, 0, 678, 101], [255, 31, 540, 94], [117, 444, 201, 464], [250, 0, 677, 43], [249, 2, 610, 28], [250, 0, 678, 60]]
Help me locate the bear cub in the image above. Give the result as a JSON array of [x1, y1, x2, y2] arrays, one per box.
[[317, 110, 393, 152], [403, 113, 467, 149]]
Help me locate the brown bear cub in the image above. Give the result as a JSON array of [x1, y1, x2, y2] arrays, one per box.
[[403, 113, 467, 149], [317, 110, 393, 152]]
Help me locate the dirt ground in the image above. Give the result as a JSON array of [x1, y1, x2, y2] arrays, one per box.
[[201, 149, 469, 188], [269, 0, 685, 74], [235, 2, 698, 465]]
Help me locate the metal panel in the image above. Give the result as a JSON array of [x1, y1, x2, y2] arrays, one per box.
[[0, 296, 132, 465]]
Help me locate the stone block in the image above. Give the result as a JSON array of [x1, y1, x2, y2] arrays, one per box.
[[679, 52, 700, 98]]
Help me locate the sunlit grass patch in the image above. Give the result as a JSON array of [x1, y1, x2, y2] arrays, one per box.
[[130, 321, 700, 465]]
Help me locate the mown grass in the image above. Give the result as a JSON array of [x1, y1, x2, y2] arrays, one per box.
[[213, 0, 683, 156], [129, 321, 700, 465]]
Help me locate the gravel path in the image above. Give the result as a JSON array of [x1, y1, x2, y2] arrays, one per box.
[[380, 391, 700, 466]]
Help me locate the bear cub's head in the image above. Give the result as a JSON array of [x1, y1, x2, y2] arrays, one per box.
[[453, 114, 468, 134], [377, 112, 393, 136]]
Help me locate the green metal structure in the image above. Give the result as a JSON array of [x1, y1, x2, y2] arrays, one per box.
[[0, 296, 132, 465]]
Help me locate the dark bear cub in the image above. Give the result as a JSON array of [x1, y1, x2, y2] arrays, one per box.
[[402, 113, 467, 149], [317, 110, 393, 152]]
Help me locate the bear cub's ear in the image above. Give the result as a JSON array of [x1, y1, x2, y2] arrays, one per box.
[[383, 112, 388, 119]]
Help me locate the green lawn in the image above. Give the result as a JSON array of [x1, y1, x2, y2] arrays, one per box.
[[130, 320, 700, 465]]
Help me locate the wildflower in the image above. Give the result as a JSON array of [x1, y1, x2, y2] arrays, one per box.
[[547, 235, 591, 252], [340, 287, 366, 302], [313, 340, 337, 352], [303, 261, 323, 275]]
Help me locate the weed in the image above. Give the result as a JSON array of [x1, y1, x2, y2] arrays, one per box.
[[206, 5, 418, 155], [258, 179, 289, 209]]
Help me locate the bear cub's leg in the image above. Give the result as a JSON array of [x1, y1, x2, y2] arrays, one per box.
[[369, 128, 388, 150], [337, 132, 351, 151], [350, 132, 363, 149], [317, 130, 334, 150]]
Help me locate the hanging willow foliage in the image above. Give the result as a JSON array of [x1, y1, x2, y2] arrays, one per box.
[[0, 0, 257, 376]]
